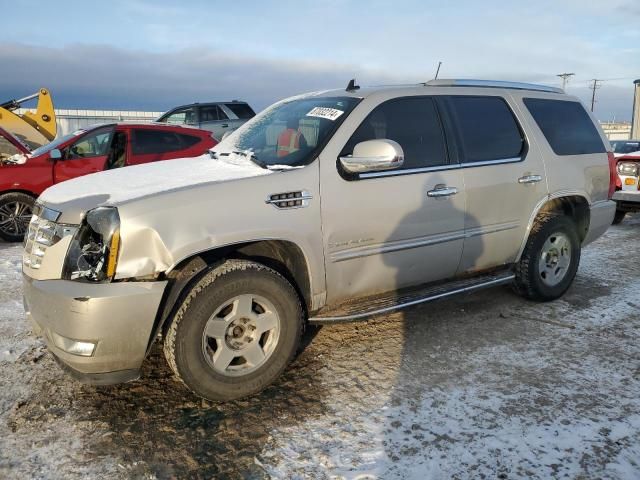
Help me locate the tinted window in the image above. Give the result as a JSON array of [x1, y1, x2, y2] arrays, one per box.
[[132, 130, 183, 155], [0, 136, 22, 159], [225, 103, 256, 119], [178, 134, 202, 149], [161, 107, 196, 125], [68, 128, 114, 159], [446, 96, 524, 163], [200, 105, 228, 122], [524, 98, 605, 156], [342, 97, 448, 170], [611, 140, 640, 154]]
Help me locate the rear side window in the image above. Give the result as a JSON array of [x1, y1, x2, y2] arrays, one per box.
[[342, 97, 448, 170], [178, 133, 202, 149], [446, 96, 524, 163], [132, 130, 184, 155], [200, 105, 228, 122], [524, 98, 605, 156], [225, 103, 256, 119]]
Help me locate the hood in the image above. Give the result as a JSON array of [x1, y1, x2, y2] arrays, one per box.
[[39, 153, 271, 218]]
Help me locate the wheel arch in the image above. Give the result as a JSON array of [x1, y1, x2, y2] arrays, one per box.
[[516, 193, 590, 261], [150, 239, 314, 347]]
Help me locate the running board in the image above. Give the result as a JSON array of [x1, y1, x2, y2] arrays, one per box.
[[309, 271, 515, 324]]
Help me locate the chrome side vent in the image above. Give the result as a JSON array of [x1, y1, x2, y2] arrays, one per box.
[[265, 190, 312, 209]]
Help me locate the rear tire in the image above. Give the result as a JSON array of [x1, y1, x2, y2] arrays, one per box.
[[514, 214, 580, 302], [612, 209, 626, 225], [0, 192, 35, 242], [163, 259, 304, 401]]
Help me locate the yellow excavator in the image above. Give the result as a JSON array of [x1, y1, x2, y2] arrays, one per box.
[[0, 88, 56, 150]]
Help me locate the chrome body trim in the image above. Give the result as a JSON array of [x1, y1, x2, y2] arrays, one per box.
[[358, 157, 523, 179], [309, 274, 516, 322], [330, 221, 520, 263], [265, 190, 313, 209], [32, 203, 61, 222]]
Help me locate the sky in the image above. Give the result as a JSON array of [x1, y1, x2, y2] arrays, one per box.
[[0, 0, 639, 121]]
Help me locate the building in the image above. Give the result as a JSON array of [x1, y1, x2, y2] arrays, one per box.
[[16, 108, 163, 137]]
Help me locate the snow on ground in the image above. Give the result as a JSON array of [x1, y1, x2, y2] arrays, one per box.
[[1, 215, 640, 479]]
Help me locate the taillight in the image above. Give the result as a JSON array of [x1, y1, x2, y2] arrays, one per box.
[[607, 151, 616, 199]]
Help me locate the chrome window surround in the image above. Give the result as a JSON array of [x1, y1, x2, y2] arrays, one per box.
[[359, 156, 523, 179]]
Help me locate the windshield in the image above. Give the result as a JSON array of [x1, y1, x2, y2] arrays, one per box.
[[30, 130, 86, 157], [611, 140, 640, 154], [213, 96, 360, 168]]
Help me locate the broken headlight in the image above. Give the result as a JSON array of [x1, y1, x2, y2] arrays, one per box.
[[63, 207, 121, 282]]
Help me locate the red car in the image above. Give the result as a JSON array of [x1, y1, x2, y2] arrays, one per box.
[[0, 123, 216, 241]]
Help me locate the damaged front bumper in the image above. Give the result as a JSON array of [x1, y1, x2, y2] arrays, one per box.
[[23, 274, 167, 385]]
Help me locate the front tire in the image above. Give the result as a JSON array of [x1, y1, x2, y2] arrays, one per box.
[[514, 214, 580, 302], [163, 259, 303, 401], [0, 192, 35, 242]]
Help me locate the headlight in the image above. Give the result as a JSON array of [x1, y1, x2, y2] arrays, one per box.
[[617, 162, 638, 176], [63, 207, 121, 282]]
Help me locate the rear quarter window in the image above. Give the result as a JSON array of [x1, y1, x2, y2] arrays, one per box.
[[225, 103, 256, 119], [524, 98, 606, 156]]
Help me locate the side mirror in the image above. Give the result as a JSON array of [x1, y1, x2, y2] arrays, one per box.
[[339, 139, 404, 174], [49, 148, 62, 160]]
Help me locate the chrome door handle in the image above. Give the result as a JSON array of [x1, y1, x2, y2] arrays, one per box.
[[427, 185, 458, 198], [518, 174, 542, 184]]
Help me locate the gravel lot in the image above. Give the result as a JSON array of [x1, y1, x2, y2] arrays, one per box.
[[1, 215, 639, 479]]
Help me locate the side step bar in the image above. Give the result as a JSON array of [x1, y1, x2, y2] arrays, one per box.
[[309, 271, 515, 324]]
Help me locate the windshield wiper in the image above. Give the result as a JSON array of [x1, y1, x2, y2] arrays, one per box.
[[231, 150, 267, 169]]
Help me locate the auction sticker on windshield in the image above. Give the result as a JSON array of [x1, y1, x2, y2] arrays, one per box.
[[306, 107, 344, 121]]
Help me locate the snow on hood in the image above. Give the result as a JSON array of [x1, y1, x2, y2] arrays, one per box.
[[39, 153, 271, 206]]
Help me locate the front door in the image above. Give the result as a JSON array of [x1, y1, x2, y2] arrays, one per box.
[[319, 96, 466, 304], [439, 94, 549, 273], [54, 127, 114, 183]]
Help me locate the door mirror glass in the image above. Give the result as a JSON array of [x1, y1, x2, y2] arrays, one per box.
[[49, 148, 62, 160], [339, 139, 404, 173]]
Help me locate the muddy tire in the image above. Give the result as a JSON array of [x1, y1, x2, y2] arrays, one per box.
[[163, 259, 304, 401], [0, 192, 35, 242], [612, 209, 626, 225], [514, 214, 580, 302]]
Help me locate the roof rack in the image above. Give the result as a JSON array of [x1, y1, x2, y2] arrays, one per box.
[[425, 79, 564, 94]]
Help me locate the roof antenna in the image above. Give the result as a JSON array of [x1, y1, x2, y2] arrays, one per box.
[[346, 78, 360, 92]]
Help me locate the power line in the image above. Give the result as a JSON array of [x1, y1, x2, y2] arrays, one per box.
[[589, 79, 603, 112], [557, 73, 575, 90]]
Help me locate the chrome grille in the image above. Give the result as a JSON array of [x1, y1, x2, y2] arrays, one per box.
[[23, 205, 74, 270], [265, 190, 312, 209]]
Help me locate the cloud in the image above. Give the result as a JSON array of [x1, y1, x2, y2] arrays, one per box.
[[0, 42, 636, 121]]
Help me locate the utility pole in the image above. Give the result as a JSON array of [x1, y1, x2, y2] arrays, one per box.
[[589, 79, 602, 112], [557, 73, 575, 90], [434, 61, 442, 80]]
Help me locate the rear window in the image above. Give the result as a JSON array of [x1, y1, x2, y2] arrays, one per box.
[[524, 98, 605, 156], [132, 130, 184, 155], [178, 133, 202, 149], [445, 96, 524, 163], [611, 140, 640, 154], [225, 103, 256, 119]]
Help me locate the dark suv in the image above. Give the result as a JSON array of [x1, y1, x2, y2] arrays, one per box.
[[156, 101, 256, 140]]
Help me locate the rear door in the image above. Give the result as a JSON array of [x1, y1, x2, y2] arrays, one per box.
[[199, 105, 229, 140], [320, 95, 466, 304], [439, 94, 548, 273], [129, 128, 193, 165], [223, 102, 255, 131], [54, 127, 114, 183]]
